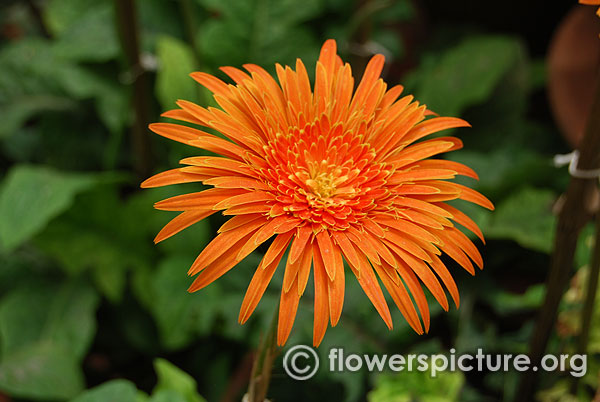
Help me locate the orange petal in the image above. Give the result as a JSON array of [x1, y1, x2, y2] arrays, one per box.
[[348, 249, 393, 329], [188, 218, 266, 275], [277, 279, 302, 346], [188, 232, 254, 291], [325, 243, 345, 326], [237, 218, 293, 263], [447, 182, 494, 210], [218, 214, 264, 233], [297, 246, 314, 297], [312, 242, 330, 347], [154, 209, 215, 243], [374, 263, 423, 334], [394, 260, 430, 332], [429, 254, 460, 308], [219, 66, 251, 84], [316, 230, 337, 280], [190, 71, 231, 96], [390, 137, 463, 166], [141, 168, 204, 188], [331, 231, 361, 269], [203, 176, 269, 191], [213, 191, 275, 210], [154, 188, 245, 211], [149, 122, 245, 160], [394, 247, 449, 311], [394, 196, 454, 218], [402, 116, 471, 144], [437, 203, 485, 243], [238, 234, 290, 324], [388, 168, 457, 185], [407, 159, 479, 180], [440, 227, 483, 269], [288, 226, 312, 265], [161, 108, 204, 125]]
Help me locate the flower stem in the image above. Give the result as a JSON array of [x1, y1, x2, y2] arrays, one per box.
[[244, 309, 279, 402], [515, 70, 600, 401], [113, 0, 153, 179], [571, 212, 600, 393]]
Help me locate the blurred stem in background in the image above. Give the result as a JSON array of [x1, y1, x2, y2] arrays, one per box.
[[114, 0, 153, 179], [244, 310, 279, 402], [25, 0, 51, 38], [571, 210, 600, 393], [516, 70, 600, 401], [179, 0, 202, 67], [178, 0, 208, 106]]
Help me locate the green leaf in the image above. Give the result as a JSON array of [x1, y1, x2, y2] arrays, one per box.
[[0, 38, 128, 135], [0, 165, 96, 252], [149, 390, 188, 402], [49, 1, 119, 62], [153, 358, 206, 402], [135, 256, 219, 349], [70, 379, 139, 402], [485, 187, 557, 253], [35, 186, 153, 303], [155, 36, 200, 110], [0, 281, 99, 399], [0, 281, 99, 360], [0, 95, 76, 139], [409, 35, 523, 116], [447, 145, 555, 201], [483, 284, 545, 315], [198, 0, 322, 71], [0, 341, 85, 400], [369, 369, 465, 402]]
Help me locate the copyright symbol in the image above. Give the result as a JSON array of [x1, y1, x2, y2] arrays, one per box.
[[283, 345, 319, 380]]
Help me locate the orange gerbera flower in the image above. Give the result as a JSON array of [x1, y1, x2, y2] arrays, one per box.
[[142, 39, 493, 347]]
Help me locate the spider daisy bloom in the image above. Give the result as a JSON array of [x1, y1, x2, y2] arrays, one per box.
[[142, 39, 494, 347]]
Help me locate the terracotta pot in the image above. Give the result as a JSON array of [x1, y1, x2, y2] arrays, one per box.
[[548, 5, 600, 148]]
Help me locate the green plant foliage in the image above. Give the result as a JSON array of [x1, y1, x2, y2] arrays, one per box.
[[153, 358, 207, 402], [0, 165, 97, 252], [0, 281, 99, 399], [0, 1, 594, 401], [69, 379, 139, 402], [485, 187, 557, 253], [67, 359, 207, 402], [155, 36, 201, 111], [35, 186, 155, 302], [197, 0, 323, 70], [368, 370, 465, 402], [45, 0, 119, 62], [0, 341, 86, 400], [135, 256, 219, 349], [0, 38, 127, 136], [407, 35, 523, 117]]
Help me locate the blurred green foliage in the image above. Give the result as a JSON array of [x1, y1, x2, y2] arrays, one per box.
[[0, 0, 595, 401]]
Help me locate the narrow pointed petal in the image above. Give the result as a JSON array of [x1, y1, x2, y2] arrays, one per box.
[[238, 235, 290, 324], [374, 263, 423, 334], [312, 242, 330, 347], [348, 249, 393, 329], [155, 209, 216, 243], [278, 279, 301, 345]]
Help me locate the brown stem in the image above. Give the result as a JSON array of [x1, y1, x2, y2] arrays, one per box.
[[25, 0, 52, 39], [220, 352, 254, 402], [178, 0, 201, 66], [571, 211, 600, 394], [113, 0, 153, 179], [245, 310, 279, 402], [515, 70, 600, 401]]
